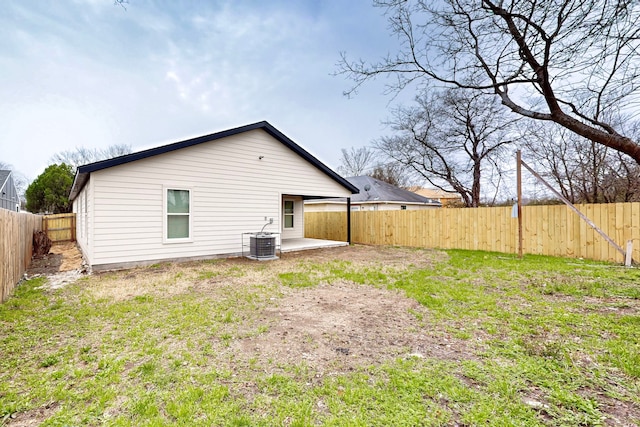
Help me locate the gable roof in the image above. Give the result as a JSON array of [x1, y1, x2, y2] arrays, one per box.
[[0, 170, 20, 207], [0, 170, 10, 193], [69, 121, 358, 200], [0, 170, 18, 198], [310, 176, 441, 205], [347, 176, 440, 204]]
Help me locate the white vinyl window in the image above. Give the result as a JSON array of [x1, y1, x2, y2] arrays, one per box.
[[165, 188, 192, 242], [284, 200, 294, 229]]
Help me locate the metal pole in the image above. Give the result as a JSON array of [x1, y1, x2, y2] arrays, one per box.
[[347, 197, 351, 244]]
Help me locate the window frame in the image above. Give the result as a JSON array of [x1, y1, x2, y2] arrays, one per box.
[[163, 186, 193, 244], [283, 199, 295, 229]]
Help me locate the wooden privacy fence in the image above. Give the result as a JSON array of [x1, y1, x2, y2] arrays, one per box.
[[0, 209, 42, 302], [43, 213, 76, 242], [305, 202, 640, 263]]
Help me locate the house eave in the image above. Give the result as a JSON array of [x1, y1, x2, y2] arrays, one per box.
[[69, 172, 89, 201]]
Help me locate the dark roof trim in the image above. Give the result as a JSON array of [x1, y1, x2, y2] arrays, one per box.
[[69, 121, 359, 200]]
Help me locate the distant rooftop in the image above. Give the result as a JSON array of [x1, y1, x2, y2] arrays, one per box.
[[408, 186, 462, 200], [311, 176, 441, 205]]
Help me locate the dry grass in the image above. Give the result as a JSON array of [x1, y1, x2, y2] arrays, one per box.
[[2, 245, 639, 426], [78, 245, 446, 302]]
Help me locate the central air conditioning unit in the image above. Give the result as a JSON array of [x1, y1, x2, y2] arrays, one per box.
[[249, 233, 277, 259]]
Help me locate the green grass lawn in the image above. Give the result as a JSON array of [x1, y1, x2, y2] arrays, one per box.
[[1, 246, 639, 426]]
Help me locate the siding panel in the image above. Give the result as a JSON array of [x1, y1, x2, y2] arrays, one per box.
[[74, 180, 94, 265]]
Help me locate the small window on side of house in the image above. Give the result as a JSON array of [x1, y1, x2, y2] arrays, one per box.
[[401, 205, 407, 210], [165, 188, 192, 242]]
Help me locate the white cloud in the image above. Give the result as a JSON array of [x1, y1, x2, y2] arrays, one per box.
[[0, 0, 402, 181]]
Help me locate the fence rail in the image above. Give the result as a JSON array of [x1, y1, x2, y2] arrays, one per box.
[[43, 213, 76, 242], [305, 202, 640, 263], [0, 210, 42, 302]]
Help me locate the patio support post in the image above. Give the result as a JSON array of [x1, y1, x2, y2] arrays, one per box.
[[347, 197, 351, 244]]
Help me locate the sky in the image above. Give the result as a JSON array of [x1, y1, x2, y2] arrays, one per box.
[[0, 0, 409, 182]]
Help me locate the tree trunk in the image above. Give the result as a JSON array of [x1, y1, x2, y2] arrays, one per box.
[[471, 160, 482, 207]]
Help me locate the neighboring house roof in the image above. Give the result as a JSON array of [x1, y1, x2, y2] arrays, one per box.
[[0, 170, 10, 193], [0, 170, 18, 198], [310, 176, 441, 206], [69, 121, 359, 201], [0, 170, 20, 211]]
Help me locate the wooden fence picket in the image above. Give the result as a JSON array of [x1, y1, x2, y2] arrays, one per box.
[[305, 202, 640, 263], [0, 210, 42, 302]]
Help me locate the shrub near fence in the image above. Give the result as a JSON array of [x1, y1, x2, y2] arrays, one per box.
[[0, 209, 42, 302], [304, 202, 640, 263]]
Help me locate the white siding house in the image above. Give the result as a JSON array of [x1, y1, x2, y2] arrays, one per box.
[[70, 122, 357, 270]]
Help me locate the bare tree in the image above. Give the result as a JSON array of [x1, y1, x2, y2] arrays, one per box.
[[369, 162, 412, 188], [337, 146, 377, 176], [600, 152, 640, 202], [521, 124, 581, 203], [50, 144, 132, 171], [523, 121, 640, 203], [376, 89, 516, 207], [337, 0, 640, 163]]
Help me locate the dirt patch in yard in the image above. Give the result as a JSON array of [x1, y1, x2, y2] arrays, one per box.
[[27, 242, 83, 275], [3, 401, 60, 427], [79, 245, 471, 370], [26, 242, 85, 291], [233, 279, 481, 373]]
